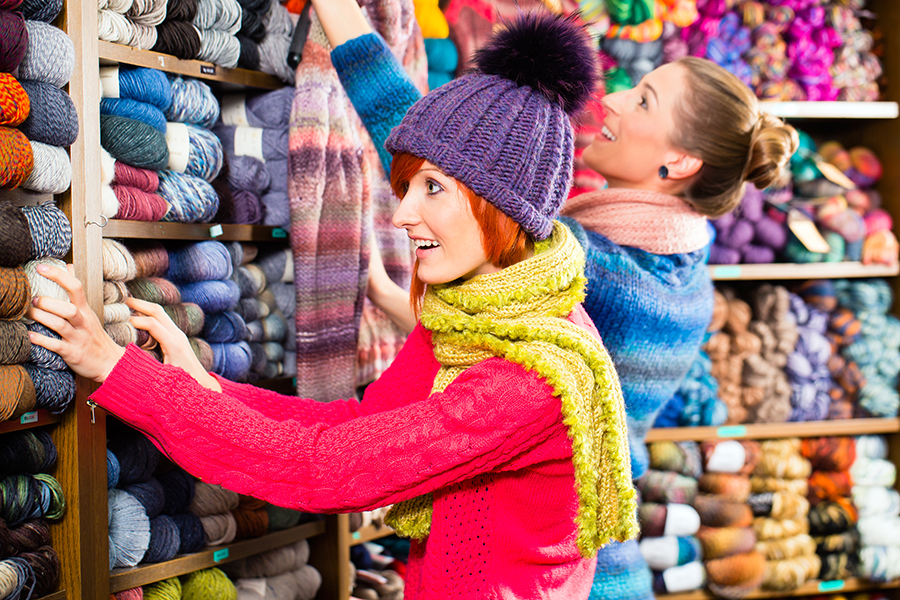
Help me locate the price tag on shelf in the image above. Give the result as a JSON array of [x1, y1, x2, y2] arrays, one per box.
[[20, 412, 38, 425], [787, 209, 831, 253], [817, 580, 845, 592], [213, 548, 229, 562], [209, 224, 224, 238], [272, 228, 287, 239], [711, 265, 742, 279], [716, 425, 747, 438], [200, 65, 216, 75]]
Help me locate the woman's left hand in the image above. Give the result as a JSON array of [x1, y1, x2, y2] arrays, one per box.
[[26, 263, 126, 383]]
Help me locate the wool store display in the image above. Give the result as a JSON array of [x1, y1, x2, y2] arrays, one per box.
[[709, 186, 787, 265], [695, 439, 766, 598], [193, 0, 241, 68], [751, 439, 818, 591], [852, 435, 900, 582], [221, 539, 321, 600], [641, 442, 705, 594], [801, 437, 860, 581], [152, 0, 201, 59], [654, 347, 728, 428], [786, 293, 834, 422]]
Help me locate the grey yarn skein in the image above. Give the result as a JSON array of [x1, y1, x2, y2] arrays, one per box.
[[18, 21, 75, 88], [100, 115, 169, 171], [257, 0, 294, 84], [19, 0, 63, 23], [194, 0, 242, 34], [127, 0, 168, 26], [21, 203, 73, 259], [22, 141, 72, 194], [196, 28, 240, 68], [18, 80, 79, 147]]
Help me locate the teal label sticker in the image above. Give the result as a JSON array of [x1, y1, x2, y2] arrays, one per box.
[[20, 412, 38, 424], [272, 228, 287, 238], [352, 531, 361, 539], [817, 580, 844, 592], [213, 548, 229, 562], [292, 378, 297, 387], [716, 425, 747, 438], [711, 265, 742, 279], [209, 224, 224, 238]]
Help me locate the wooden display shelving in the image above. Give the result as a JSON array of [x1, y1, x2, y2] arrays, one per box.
[[759, 101, 900, 119], [103, 220, 290, 243], [98, 41, 283, 90], [646, 418, 900, 443], [658, 577, 900, 600], [0, 411, 62, 435], [350, 524, 396, 547], [109, 521, 325, 592], [38, 592, 67, 600], [709, 262, 900, 281]]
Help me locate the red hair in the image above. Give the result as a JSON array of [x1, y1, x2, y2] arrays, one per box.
[[390, 152, 532, 316]]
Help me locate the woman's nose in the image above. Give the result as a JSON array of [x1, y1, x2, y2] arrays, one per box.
[[601, 91, 624, 116], [392, 195, 419, 229]]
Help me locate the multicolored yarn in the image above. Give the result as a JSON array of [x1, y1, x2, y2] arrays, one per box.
[[0, 128, 34, 189], [0, 73, 30, 127], [704, 551, 767, 595], [637, 469, 698, 505], [647, 441, 703, 478]]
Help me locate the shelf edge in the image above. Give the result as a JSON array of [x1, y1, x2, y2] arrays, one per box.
[[646, 418, 900, 442]]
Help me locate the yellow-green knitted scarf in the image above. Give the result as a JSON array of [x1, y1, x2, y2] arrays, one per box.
[[384, 221, 639, 557]]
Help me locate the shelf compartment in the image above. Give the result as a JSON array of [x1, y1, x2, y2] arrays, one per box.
[[657, 577, 900, 600], [646, 418, 900, 443], [350, 524, 396, 547], [709, 262, 900, 281], [759, 101, 899, 119], [109, 521, 325, 592], [103, 220, 290, 242], [98, 41, 283, 90], [0, 411, 62, 435]]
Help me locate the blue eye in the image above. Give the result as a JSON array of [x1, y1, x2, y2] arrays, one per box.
[[426, 179, 444, 195]]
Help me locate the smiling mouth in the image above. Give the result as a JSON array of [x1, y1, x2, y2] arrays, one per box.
[[601, 124, 617, 142], [412, 239, 440, 250]]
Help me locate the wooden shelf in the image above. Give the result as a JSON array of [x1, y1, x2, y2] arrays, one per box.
[[108, 521, 325, 592], [709, 262, 900, 281], [98, 41, 283, 90], [38, 591, 66, 600], [103, 220, 290, 242], [759, 101, 899, 119], [0, 411, 62, 435], [658, 577, 900, 600], [646, 418, 900, 442], [350, 524, 396, 547]]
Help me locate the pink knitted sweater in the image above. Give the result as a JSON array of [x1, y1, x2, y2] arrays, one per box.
[[90, 306, 601, 599]]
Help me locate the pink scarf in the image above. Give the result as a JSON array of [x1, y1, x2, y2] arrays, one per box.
[[560, 188, 710, 255]]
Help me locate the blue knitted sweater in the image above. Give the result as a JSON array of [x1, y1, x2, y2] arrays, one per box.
[[560, 218, 714, 479]]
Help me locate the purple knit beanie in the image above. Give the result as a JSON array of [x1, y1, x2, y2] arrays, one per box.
[[384, 11, 599, 240]]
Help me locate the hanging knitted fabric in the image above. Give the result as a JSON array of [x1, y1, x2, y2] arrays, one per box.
[[288, 16, 370, 401], [385, 223, 639, 556]]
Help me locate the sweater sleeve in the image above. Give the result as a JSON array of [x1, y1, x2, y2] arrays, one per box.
[[331, 33, 422, 175], [89, 344, 564, 513], [210, 324, 439, 425]]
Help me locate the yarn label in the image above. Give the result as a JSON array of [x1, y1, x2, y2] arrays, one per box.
[[209, 224, 224, 238], [715, 425, 747, 438], [272, 228, 287, 238], [165, 122, 191, 174], [818, 580, 844, 592], [815, 160, 856, 190], [99, 66, 120, 98], [787, 209, 832, 253], [238, 580, 268, 595], [234, 127, 265, 163], [200, 65, 216, 75], [213, 548, 229, 562], [20, 412, 38, 424], [221, 94, 250, 127], [710, 265, 742, 279]]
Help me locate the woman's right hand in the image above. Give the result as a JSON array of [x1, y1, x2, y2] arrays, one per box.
[[127, 298, 222, 392], [26, 263, 126, 383]]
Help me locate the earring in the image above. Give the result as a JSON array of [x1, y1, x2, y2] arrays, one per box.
[[659, 166, 668, 179]]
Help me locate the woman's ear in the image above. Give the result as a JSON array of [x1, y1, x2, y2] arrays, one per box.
[[662, 152, 703, 181]]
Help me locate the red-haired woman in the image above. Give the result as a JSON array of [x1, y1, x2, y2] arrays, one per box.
[[28, 12, 637, 599]]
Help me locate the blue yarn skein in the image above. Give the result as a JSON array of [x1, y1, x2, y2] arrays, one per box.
[[143, 515, 182, 564], [158, 468, 196, 515], [22, 364, 75, 414], [18, 80, 79, 147], [211, 341, 252, 382], [108, 488, 151, 569], [115, 67, 174, 111], [100, 98, 167, 132], [107, 432, 161, 486], [107, 450, 121, 489], [158, 171, 220, 223], [167, 241, 233, 282], [171, 511, 207, 554], [124, 478, 166, 519], [21, 203, 72, 260], [181, 124, 224, 181], [26, 323, 66, 370], [202, 311, 247, 343], [166, 75, 220, 128], [180, 279, 241, 313]]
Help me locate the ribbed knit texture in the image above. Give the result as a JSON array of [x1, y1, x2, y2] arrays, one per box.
[[288, 16, 369, 401], [90, 306, 605, 598]]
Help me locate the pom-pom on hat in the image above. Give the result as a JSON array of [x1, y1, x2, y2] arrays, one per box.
[[385, 11, 599, 240]]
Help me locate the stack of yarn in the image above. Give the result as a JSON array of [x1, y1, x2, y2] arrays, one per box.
[[215, 87, 291, 227], [193, 0, 242, 69], [123, 569, 238, 598], [635, 489, 701, 599], [414, 0, 459, 89], [785, 292, 833, 422], [255, 0, 295, 84], [742, 3, 793, 100], [256, 248, 295, 378], [222, 539, 322, 599], [102, 238, 142, 348], [168, 241, 251, 382], [801, 436, 860, 580], [828, 3, 881, 102], [188, 480, 239, 547], [653, 345, 728, 428], [852, 435, 900, 582], [153, 0, 201, 60], [640, 442, 705, 595], [750, 439, 818, 591], [99, 146, 168, 222], [0, 429, 66, 598], [834, 279, 900, 418], [683, 6, 753, 87], [709, 186, 787, 265], [696, 439, 766, 597], [233, 0, 267, 71], [704, 289, 756, 424], [98, 0, 166, 51]]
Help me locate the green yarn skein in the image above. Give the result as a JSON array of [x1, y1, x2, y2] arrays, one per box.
[[605, 0, 655, 25]]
